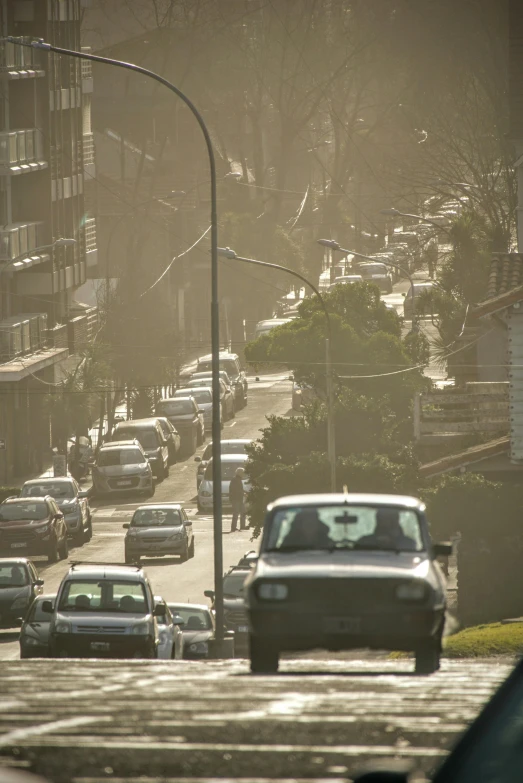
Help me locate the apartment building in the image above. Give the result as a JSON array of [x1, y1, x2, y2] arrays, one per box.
[[0, 0, 97, 482]]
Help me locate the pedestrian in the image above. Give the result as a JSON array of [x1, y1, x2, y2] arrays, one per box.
[[229, 467, 247, 532]]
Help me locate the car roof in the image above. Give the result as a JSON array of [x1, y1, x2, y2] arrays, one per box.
[[167, 602, 210, 612], [198, 352, 239, 361], [0, 557, 32, 566], [1, 496, 48, 505], [220, 439, 252, 445], [101, 440, 141, 449], [208, 453, 249, 464], [66, 564, 146, 580], [175, 387, 211, 394], [24, 477, 73, 485], [165, 395, 194, 401], [134, 503, 183, 511], [114, 418, 159, 429], [267, 493, 425, 511]]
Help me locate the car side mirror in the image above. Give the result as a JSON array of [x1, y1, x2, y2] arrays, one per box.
[[41, 600, 53, 614], [433, 542, 452, 558], [402, 292, 407, 297], [34, 579, 44, 587], [123, 523, 130, 529], [204, 590, 215, 600], [172, 615, 185, 627], [194, 456, 201, 462], [153, 604, 165, 617]]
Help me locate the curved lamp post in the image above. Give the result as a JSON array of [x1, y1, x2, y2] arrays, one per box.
[[317, 238, 418, 331], [218, 246, 336, 492], [7, 36, 226, 652]]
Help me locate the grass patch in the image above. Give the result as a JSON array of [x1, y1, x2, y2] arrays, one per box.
[[443, 622, 523, 658]]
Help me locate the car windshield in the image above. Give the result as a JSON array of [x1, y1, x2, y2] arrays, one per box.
[[189, 379, 212, 388], [198, 359, 239, 379], [97, 449, 144, 467], [222, 572, 248, 597], [266, 505, 424, 553], [58, 580, 148, 613], [27, 599, 54, 622], [157, 400, 193, 415], [176, 389, 211, 404], [131, 508, 182, 527], [0, 502, 48, 522], [22, 482, 74, 499], [169, 606, 212, 630], [204, 461, 246, 480], [359, 264, 387, 275], [116, 430, 158, 449], [0, 563, 29, 587]]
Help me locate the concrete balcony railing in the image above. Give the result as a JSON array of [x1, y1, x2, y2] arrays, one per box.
[[81, 48, 93, 92], [0, 313, 48, 361], [0, 129, 46, 173], [0, 222, 44, 262], [0, 40, 42, 73]]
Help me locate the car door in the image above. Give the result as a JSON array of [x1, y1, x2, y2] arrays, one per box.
[[72, 479, 87, 526], [29, 562, 42, 600]]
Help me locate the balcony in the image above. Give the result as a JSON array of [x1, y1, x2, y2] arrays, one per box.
[[83, 217, 98, 268], [0, 222, 45, 264], [83, 133, 95, 178], [81, 48, 93, 93], [0, 40, 44, 79], [0, 313, 48, 361], [0, 129, 47, 174]]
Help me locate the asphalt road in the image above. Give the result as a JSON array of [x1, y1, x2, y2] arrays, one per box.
[[0, 372, 292, 662]]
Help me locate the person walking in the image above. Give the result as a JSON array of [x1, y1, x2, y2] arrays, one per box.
[[229, 467, 247, 532]]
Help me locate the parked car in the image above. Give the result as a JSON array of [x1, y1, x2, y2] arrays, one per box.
[[197, 453, 250, 512], [356, 262, 393, 293], [123, 503, 194, 564], [21, 477, 92, 547], [92, 440, 154, 499], [196, 352, 248, 408], [254, 318, 293, 340], [155, 416, 181, 465], [245, 493, 450, 674], [0, 558, 44, 628], [237, 549, 258, 568], [154, 596, 184, 659], [174, 387, 214, 432], [45, 562, 161, 659], [327, 274, 364, 290], [155, 396, 205, 454], [195, 439, 252, 489], [403, 280, 438, 320], [186, 378, 235, 421], [205, 565, 251, 655], [19, 593, 54, 658], [0, 497, 69, 563], [112, 418, 170, 479], [168, 602, 215, 659]]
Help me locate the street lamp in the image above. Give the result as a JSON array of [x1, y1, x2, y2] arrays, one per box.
[[0, 238, 77, 273], [317, 238, 418, 331], [7, 36, 227, 653], [218, 246, 337, 492]]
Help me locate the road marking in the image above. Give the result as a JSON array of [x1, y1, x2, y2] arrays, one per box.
[[227, 421, 237, 428], [0, 716, 109, 747]]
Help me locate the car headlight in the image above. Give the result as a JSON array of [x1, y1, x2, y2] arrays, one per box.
[[169, 529, 183, 539], [200, 490, 212, 498], [257, 582, 288, 601], [189, 642, 208, 653], [396, 582, 427, 601], [34, 524, 51, 535], [11, 594, 29, 611], [131, 622, 150, 635], [55, 621, 72, 634]]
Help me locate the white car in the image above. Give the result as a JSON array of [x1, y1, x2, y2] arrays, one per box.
[[197, 453, 250, 512], [154, 596, 184, 660], [195, 439, 252, 488]]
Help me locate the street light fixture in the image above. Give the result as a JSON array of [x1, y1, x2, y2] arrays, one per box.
[[6, 36, 227, 653], [218, 246, 337, 492], [317, 238, 418, 331]]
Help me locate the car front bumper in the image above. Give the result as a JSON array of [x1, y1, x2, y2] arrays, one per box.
[[93, 474, 153, 496], [125, 538, 187, 556], [51, 633, 156, 659], [248, 606, 444, 653]]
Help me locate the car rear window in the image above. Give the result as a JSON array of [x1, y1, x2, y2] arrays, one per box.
[[157, 400, 193, 415], [97, 448, 144, 467], [198, 359, 239, 378], [0, 502, 48, 521], [22, 481, 74, 499]]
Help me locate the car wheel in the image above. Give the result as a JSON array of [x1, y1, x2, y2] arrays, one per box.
[[189, 537, 195, 558], [60, 536, 69, 560], [157, 461, 166, 481], [164, 461, 170, 478], [125, 548, 138, 565], [249, 635, 279, 674], [180, 541, 189, 563], [47, 539, 59, 563], [74, 530, 84, 547], [415, 640, 441, 675], [189, 430, 197, 455], [85, 515, 93, 543], [230, 403, 236, 419]]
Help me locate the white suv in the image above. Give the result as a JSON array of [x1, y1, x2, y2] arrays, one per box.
[[44, 563, 161, 658]]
